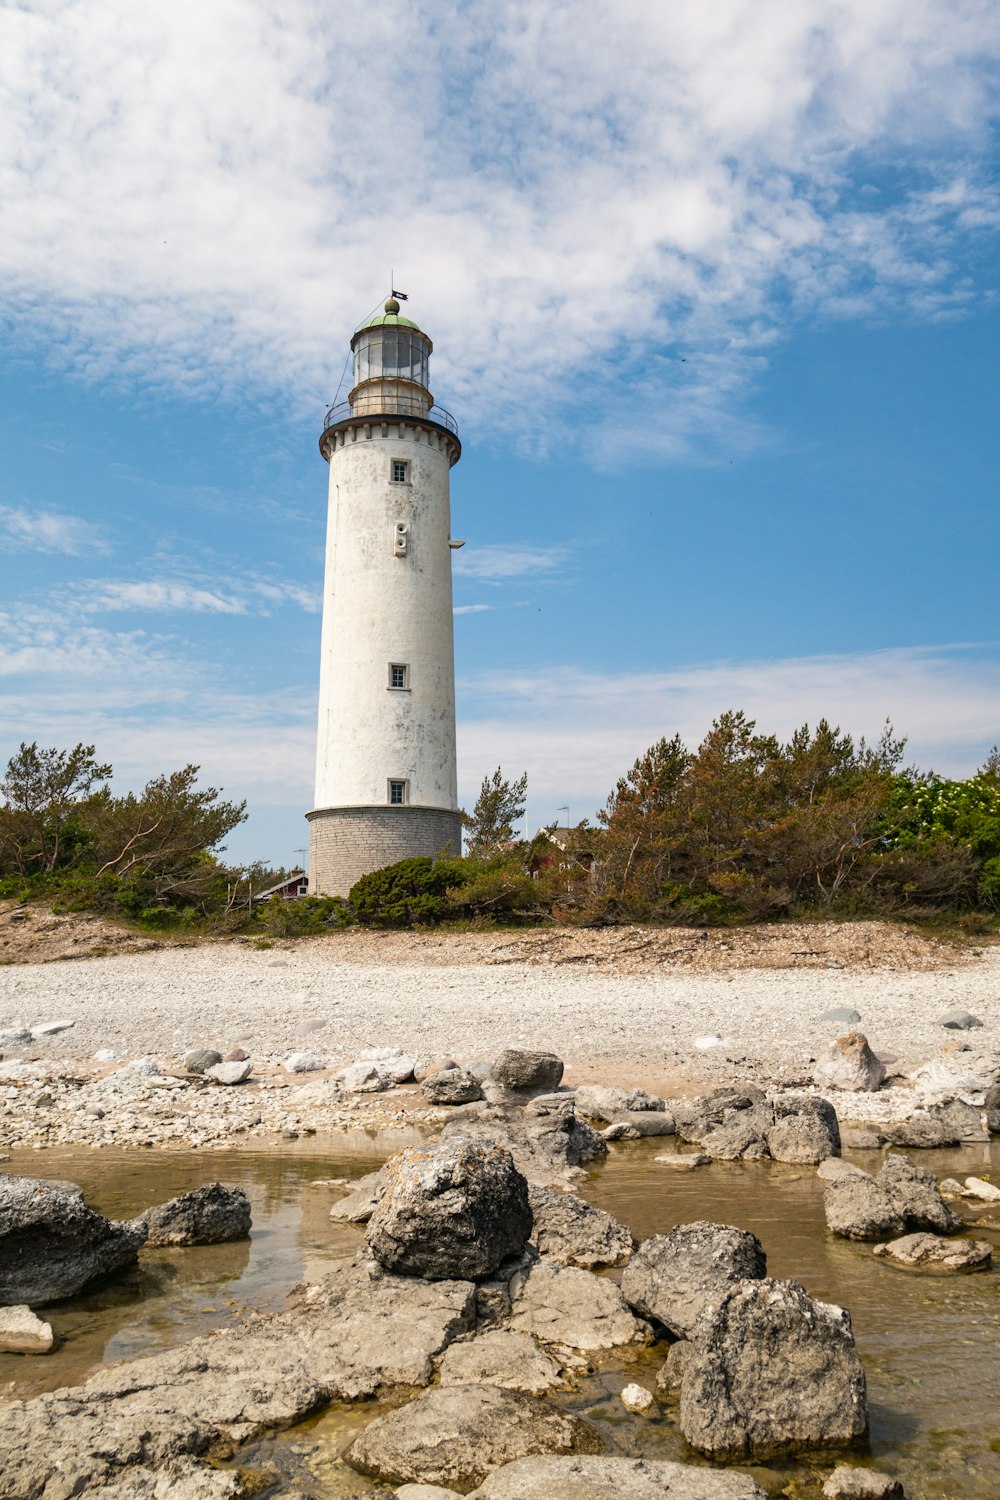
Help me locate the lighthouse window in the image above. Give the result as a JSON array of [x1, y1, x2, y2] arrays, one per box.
[[388, 779, 408, 806], [391, 460, 409, 484], [388, 663, 409, 690]]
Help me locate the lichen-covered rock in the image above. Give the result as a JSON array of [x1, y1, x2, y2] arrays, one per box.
[[824, 1154, 959, 1240], [621, 1221, 766, 1339], [679, 1278, 868, 1459], [508, 1260, 649, 1352], [437, 1330, 564, 1394], [877, 1154, 960, 1234], [528, 1184, 632, 1268], [673, 1087, 768, 1144], [345, 1384, 601, 1490], [490, 1049, 564, 1094], [0, 1174, 148, 1305], [366, 1139, 532, 1280], [813, 1033, 886, 1093], [656, 1339, 692, 1399], [441, 1096, 606, 1187], [95, 1458, 244, 1497], [136, 1184, 251, 1248], [985, 1081, 1000, 1134], [421, 1069, 483, 1106], [872, 1232, 991, 1272], [469, 1455, 769, 1499]]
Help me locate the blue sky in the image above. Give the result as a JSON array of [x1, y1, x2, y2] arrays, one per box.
[[1, 0, 998, 867]]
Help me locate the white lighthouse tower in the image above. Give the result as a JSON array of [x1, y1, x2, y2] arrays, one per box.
[[307, 298, 463, 895]]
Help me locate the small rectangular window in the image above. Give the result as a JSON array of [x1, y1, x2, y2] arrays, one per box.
[[388, 779, 408, 806], [391, 460, 408, 483], [388, 663, 409, 690]]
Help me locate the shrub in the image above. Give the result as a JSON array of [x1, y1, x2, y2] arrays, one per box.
[[349, 856, 468, 926]]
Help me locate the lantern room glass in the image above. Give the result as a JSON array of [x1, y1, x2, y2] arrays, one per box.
[[354, 328, 429, 389]]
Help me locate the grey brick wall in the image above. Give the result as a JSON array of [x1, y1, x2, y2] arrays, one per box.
[[307, 805, 462, 897]]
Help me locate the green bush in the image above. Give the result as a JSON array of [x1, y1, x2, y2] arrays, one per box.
[[349, 856, 468, 926]]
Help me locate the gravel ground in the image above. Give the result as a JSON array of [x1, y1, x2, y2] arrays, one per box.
[[2, 941, 998, 1085]]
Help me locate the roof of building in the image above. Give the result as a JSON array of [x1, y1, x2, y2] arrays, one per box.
[[358, 298, 423, 334]]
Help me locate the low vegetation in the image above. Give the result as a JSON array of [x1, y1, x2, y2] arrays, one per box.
[[1, 716, 998, 938]]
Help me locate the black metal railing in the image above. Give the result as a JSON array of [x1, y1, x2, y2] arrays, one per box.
[[321, 400, 458, 435]]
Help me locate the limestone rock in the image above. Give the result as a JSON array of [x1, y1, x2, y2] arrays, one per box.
[[343, 1062, 388, 1093], [29, 1019, 74, 1037], [95, 1458, 244, 1497], [0, 1174, 147, 1305], [0, 1304, 53, 1354], [358, 1047, 417, 1084], [440, 1096, 606, 1187], [824, 1154, 959, 1240], [872, 1232, 991, 1272], [421, 1068, 483, 1105], [183, 1049, 222, 1075], [963, 1175, 1000, 1201], [136, 1184, 251, 1247], [469, 1455, 769, 1499], [985, 1081, 1000, 1133], [813, 1033, 886, 1092], [674, 1086, 768, 1145], [574, 1085, 665, 1122], [508, 1260, 649, 1352], [621, 1221, 766, 1339], [620, 1382, 655, 1413], [205, 1060, 252, 1086], [528, 1184, 632, 1267], [767, 1096, 840, 1164], [397, 1487, 464, 1500], [283, 1051, 324, 1074], [816, 1008, 861, 1026], [414, 1056, 458, 1082], [437, 1330, 564, 1394], [680, 1278, 868, 1459], [655, 1153, 711, 1170], [938, 1010, 983, 1030], [490, 1049, 564, 1094], [817, 1158, 867, 1182], [656, 1339, 691, 1399], [345, 1384, 601, 1490], [329, 1169, 386, 1223], [603, 1111, 676, 1140], [822, 1467, 905, 1498], [366, 1139, 532, 1280], [0, 1257, 476, 1496]]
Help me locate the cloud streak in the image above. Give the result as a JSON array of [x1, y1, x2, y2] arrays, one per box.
[[0, 505, 111, 556]]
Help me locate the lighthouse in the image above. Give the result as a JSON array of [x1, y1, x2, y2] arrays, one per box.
[[307, 298, 463, 896]]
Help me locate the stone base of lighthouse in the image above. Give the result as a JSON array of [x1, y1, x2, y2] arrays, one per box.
[[307, 806, 463, 897]]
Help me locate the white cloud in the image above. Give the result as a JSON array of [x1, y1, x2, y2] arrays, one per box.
[[0, 1, 995, 452], [454, 604, 495, 616], [86, 580, 249, 614], [0, 505, 111, 556], [454, 545, 570, 581]]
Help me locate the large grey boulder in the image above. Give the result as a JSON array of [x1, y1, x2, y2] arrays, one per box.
[[767, 1097, 840, 1163], [527, 1184, 632, 1267], [183, 1049, 222, 1075], [345, 1384, 601, 1490], [436, 1330, 564, 1394], [621, 1221, 767, 1339], [673, 1086, 768, 1143], [813, 1033, 886, 1092], [679, 1278, 868, 1459], [574, 1085, 665, 1122], [507, 1260, 649, 1352], [469, 1455, 768, 1499], [872, 1232, 991, 1272], [985, 1081, 1000, 1133], [824, 1154, 959, 1240], [366, 1139, 532, 1280], [490, 1049, 564, 1094], [136, 1184, 251, 1248], [0, 1175, 148, 1305], [421, 1069, 483, 1106]]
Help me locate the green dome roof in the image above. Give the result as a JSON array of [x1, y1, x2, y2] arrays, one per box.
[[358, 298, 423, 334]]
